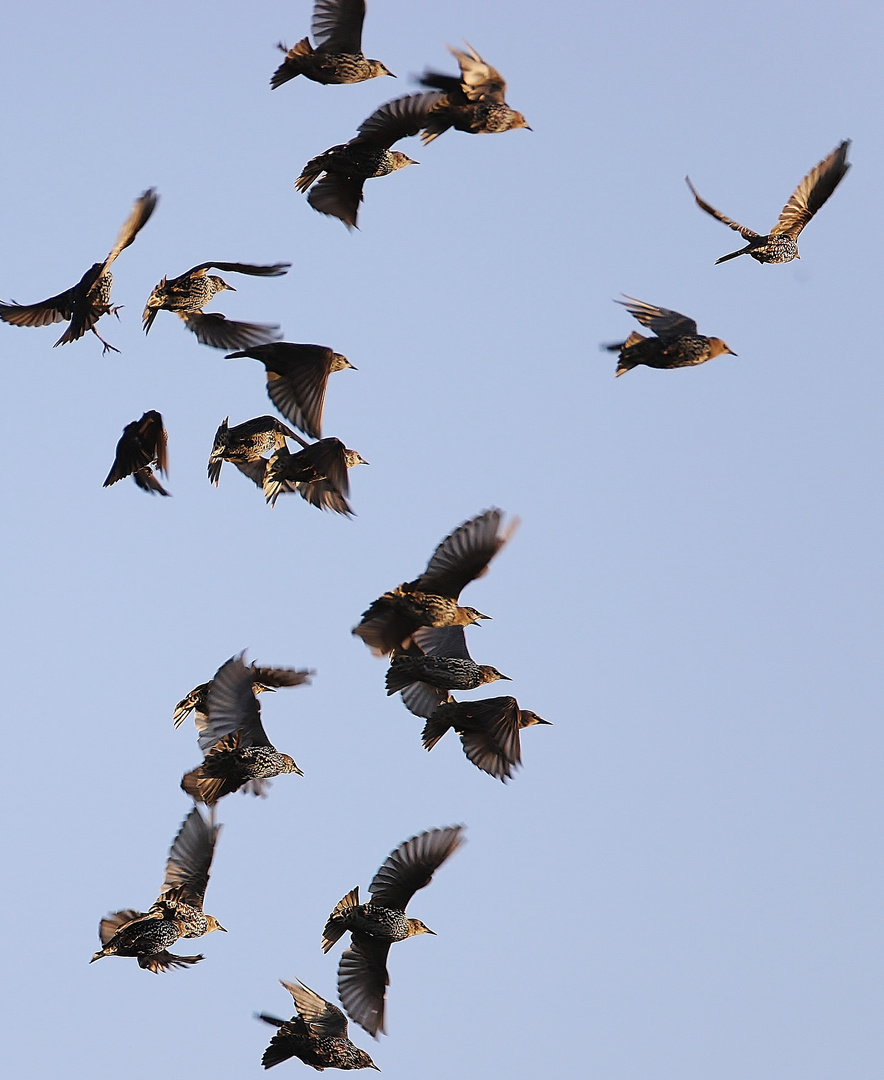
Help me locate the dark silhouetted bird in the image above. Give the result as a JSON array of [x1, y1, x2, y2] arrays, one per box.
[[0, 188, 157, 354], [263, 436, 368, 514], [90, 807, 225, 972], [686, 140, 850, 264], [207, 415, 298, 486], [386, 626, 510, 719], [103, 410, 170, 495], [272, 0, 393, 89], [258, 978, 380, 1071], [417, 42, 530, 143], [296, 95, 433, 228], [180, 653, 311, 805], [605, 296, 736, 377], [423, 695, 551, 782], [322, 825, 464, 1037], [226, 343, 355, 440], [353, 508, 517, 656], [143, 261, 289, 349]]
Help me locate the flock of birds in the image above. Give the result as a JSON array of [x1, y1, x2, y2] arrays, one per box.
[[1, 0, 855, 1073]]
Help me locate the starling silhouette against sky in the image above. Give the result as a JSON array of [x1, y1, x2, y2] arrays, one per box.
[[605, 296, 736, 377], [226, 343, 356, 440], [258, 978, 380, 1071], [423, 695, 551, 782], [416, 42, 530, 143], [207, 415, 298, 487], [322, 825, 465, 1037], [0, 187, 157, 354], [142, 261, 289, 349], [353, 508, 518, 656], [102, 410, 170, 495], [263, 436, 368, 514], [271, 0, 393, 89], [296, 95, 432, 228], [386, 626, 510, 719], [90, 807, 225, 972], [180, 653, 311, 805], [686, 140, 851, 264]]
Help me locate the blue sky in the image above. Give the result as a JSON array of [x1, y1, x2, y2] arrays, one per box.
[[1, 1, 881, 1077]]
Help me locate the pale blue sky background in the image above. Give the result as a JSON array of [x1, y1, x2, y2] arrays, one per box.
[[1, 1, 881, 1077]]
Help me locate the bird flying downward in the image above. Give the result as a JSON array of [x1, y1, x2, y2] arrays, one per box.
[[0, 188, 157, 354], [271, 0, 394, 88], [103, 410, 169, 495], [322, 825, 465, 1037], [143, 261, 289, 349], [90, 807, 225, 972], [605, 296, 736, 376], [207, 415, 298, 487], [686, 140, 851, 264]]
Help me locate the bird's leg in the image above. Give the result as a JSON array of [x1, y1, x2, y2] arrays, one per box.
[[91, 326, 121, 354], [111, 304, 124, 319]]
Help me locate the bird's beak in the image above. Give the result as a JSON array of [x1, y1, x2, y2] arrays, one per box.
[[536, 717, 553, 725], [500, 674, 512, 681], [218, 925, 228, 933], [727, 348, 738, 356], [406, 156, 419, 165]]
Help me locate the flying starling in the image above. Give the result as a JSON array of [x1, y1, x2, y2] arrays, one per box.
[[173, 665, 308, 728], [417, 42, 530, 143], [103, 410, 170, 495], [263, 436, 368, 514], [422, 695, 551, 782], [225, 343, 355, 440], [386, 626, 510, 719], [180, 652, 311, 805], [272, 0, 394, 89], [90, 807, 225, 972], [353, 508, 517, 656], [296, 95, 432, 228], [207, 415, 298, 486], [686, 140, 851, 264], [0, 188, 157, 354], [322, 825, 464, 1037], [143, 261, 289, 349], [605, 296, 736, 377], [258, 978, 380, 1071]]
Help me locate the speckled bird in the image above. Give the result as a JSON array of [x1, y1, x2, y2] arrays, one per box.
[[263, 436, 368, 514], [416, 42, 530, 143], [386, 626, 510, 719], [296, 95, 432, 228], [605, 296, 736, 377], [0, 188, 157, 354], [103, 409, 170, 495], [686, 140, 850, 264], [142, 261, 289, 349], [322, 825, 464, 1037], [90, 807, 225, 972], [226, 342, 355, 440], [207, 415, 298, 486], [423, 695, 551, 782], [180, 653, 311, 805], [353, 508, 517, 656], [272, 0, 393, 89], [258, 978, 380, 1071]]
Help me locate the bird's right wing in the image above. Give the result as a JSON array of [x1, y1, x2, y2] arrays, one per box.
[[685, 176, 760, 240]]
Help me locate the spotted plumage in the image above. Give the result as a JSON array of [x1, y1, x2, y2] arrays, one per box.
[[272, 0, 393, 88], [103, 410, 170, 495], [258, 978, 379, 1071], [180, 652, 311, 805], [0, 188, 157, 354], [686, 140, 850, 264], [322, 826, 465, 1037], [207, 415, 297, 486], [423, 695, 551, 782], [297, 95, 432, 228], [263, 437, 368, 514], [417, 42, 530, 143], [143, 261, 289, 349], [226, 343, 356, 440], [386, 626, 510, 718], [353, 508, 517, 656], [90, 807, 225, 972], [605, 296, 736, 376]]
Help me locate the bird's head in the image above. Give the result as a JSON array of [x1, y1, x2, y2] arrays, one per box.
[[332, 352, 356, 372], [708, 338, 737, 359], [369, 59, 395, 79], [520, 710, 552, 729], [406, 919, 436, 938], [209, 275, 235, 293], [280, 754, 304, 777], [345, 449, 370, 468], [480, 666, 511, 684], [205, 915, 227, 934], [457, 606, 491, 626], [390, 152, 419, 171], [508, 110, 531, 132]]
